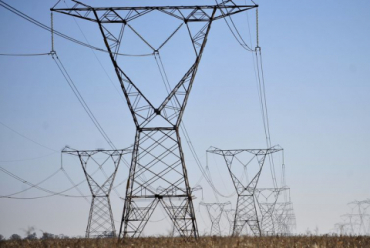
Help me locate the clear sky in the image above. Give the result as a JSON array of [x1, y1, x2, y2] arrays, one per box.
[[0, 0, 369, 238]]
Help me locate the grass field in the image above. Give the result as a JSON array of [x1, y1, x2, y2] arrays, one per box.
[[1, 236, 370, 248]]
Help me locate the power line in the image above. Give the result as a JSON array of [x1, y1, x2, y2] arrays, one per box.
[[215, 0, 254, 52], [0, 151, 57, 163], [0, 52, 51, 56], [1, 168, 61, 197], [0, 121, 58, 152], [51, 52, 116, 150], [63, 1, 127, 103], [0, 166, 91, 198], [0, 0, 151, 57]]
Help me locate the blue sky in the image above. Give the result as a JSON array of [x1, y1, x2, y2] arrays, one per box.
[[0, 0, 369, 237]]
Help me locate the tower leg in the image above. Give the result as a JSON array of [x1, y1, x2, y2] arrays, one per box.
[[260, 206, 275, 235], [233, 195, 261, 236], [120, 129, 198, 238], [87, 196, 116, 238]]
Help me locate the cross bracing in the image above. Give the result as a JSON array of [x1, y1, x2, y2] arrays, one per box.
[[207, 146, 283, 236], [200, 202, 231, 236], [52, 0, 258, 240], [62, 146, 132, 238]]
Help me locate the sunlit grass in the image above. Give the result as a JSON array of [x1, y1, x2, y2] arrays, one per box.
[[1, 235, 370, 248], [0, 236, 370, 248]]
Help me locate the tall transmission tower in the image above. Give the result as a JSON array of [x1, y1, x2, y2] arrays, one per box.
[[224, 209, 236, 236], [200, 202, 231, 236], [334, 222, 351, 235], [273, 200, 296, 235], [52, 0, 258, 239], [62, 147, 131, 238], [348, 200, 370, 235], [255, 187, 288, 235], [207, 146, 283, 236]]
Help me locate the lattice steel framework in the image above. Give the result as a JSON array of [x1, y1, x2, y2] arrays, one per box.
[[255, 187, 288, 235], [200, 202, 231, 236], [344, 199, 370, 235], [273, 201, 296, 235], [62, 147, 131, 238], [207, 146, 283, 236], [224, 209, 236, 236], [52, 0, 258, 239]]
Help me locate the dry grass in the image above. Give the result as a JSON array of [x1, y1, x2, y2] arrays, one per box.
[[1, 236, 370, 248]]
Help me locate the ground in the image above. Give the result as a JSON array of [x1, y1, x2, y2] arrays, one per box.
[[1, 236, 370, 248]]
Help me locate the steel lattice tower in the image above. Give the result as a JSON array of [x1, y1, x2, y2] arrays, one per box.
[[200, 202, 231, 236], [62, 147, 131, 238], [224, 209, 236, 236], [255, 187, 288, 235], [207, 146, 283, 236], [52, 1, 257, 239], [273, 201, 296, 235]]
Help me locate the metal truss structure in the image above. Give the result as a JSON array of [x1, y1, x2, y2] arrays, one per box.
[[334, 222, 352, 235], [52, 0, 258, 240], [342, 199, 370, 235], [333, 199, 370, 235], [349, 199, 370, 235], [255, 187, 288, 235], [62, 147, 132, 238], [200, 202, 231, 236], [224, 209, 236, 236], [207, 146, 283, 236], [273, 201, 296, 235]]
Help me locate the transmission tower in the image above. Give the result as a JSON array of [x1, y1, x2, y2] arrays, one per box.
[[207, 146, 283, 236], [62, 146, 131, 238], [224, 209, 236, 236], [334, 222, 351, 235], [348, 200, 370, 235], [255, 187, 288, 235], [273, 201, 296, 235], [200, 202, 231, 236], [52, 0, 258, 239]]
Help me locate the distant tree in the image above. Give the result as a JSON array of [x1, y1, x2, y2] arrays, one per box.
[[0, 234, 4, 241], [9, 234, 22, 240], [41, 232, 56, 240], [23, 226, 37, 240], [58, 234, 70, 239], [24, 232, 37, 240]]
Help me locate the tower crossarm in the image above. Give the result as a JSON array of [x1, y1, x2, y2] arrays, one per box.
[[51, 4, 258, 23], [207, 146, 283, 157]]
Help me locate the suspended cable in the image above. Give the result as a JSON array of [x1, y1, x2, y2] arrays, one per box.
[[61, 168, 90, 203], [0, 151, 57, 163], [0, 52, 51, 56], [215, 0, 254, 52], [1, 168, 62, 197], [216, 1, 281, 189], [51, 52, 116, 150], [254, 49, 278, 188], [63, 1, 126, 103], [0, 1, 151, 57], [0, 121, 58, 152], [0, 166, 91, 198]]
